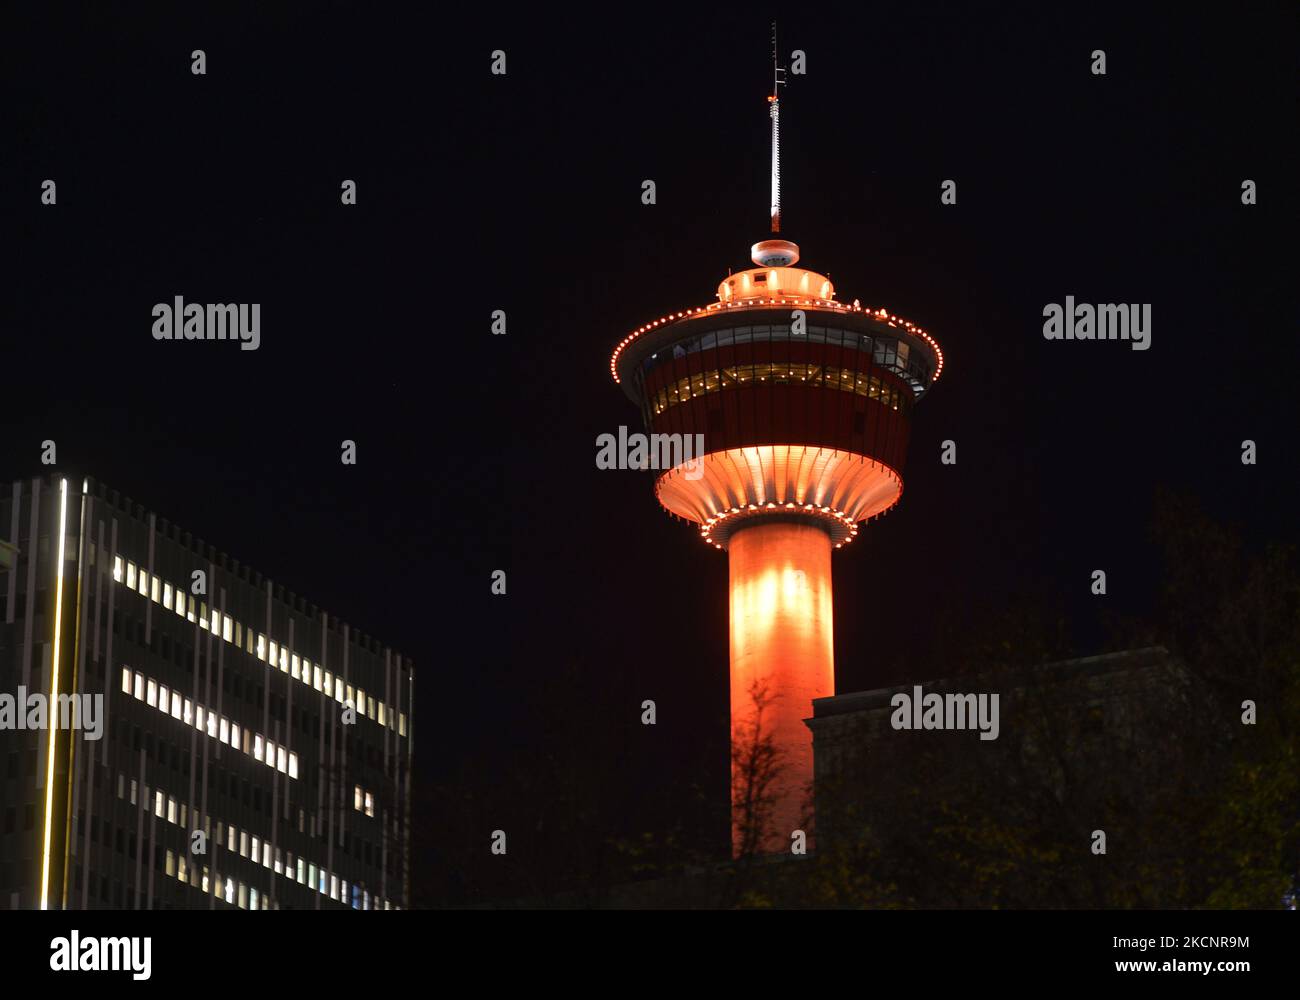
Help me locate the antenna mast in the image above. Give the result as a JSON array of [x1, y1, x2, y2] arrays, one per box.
[[769, 22, 786, 234]]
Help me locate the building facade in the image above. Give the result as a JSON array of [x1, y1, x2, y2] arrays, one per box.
[[0, 474, 414, 909], [806, 648, 1176, 851]]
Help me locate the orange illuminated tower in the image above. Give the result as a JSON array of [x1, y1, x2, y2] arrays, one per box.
[[609, 29, 944, 855]]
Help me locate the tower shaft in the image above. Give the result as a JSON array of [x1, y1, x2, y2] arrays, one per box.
[[728, 519, 833, 856]]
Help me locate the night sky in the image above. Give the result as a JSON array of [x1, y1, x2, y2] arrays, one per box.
[[7, 5, 1297, 893]]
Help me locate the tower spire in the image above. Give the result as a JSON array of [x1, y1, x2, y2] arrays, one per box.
[[751, 24, 798, 267], [769, 21, 786, 234]]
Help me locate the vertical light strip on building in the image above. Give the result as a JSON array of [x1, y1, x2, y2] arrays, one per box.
[[60, 481, 90, 908], [39, 478, 69, 910]]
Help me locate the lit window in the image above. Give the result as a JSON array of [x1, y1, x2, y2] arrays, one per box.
[[218, 717, 228, 744], [355, 785, 363, 811], [210, 608, 219, 634], [276, 745, 287, 773], [234, 622, 242, 646], [378, 702, 386, 726], [195, 705, 205, 731], [264, 740, 275, 767], [137, 569, 148, 595], [346, 684, 355, 707], [230, 722, 240, 749], [297, 857, 306, 884], [288, 753, 298, 779], [238, 883, 247, 909], [399, 713, 407, 737], [334, 677, 344, 702], [187, 595, 196, 622], [121, 667, 131, 694], [176, 593, 186, 618], [254, 734, 264, 761], [367, 696, 375, 720], [228, 825, 236, 852], [263, 843, 271, 868], [150, 576, 160, 602], [352, 884, 360, 909], [129, 779, 137, 805], [309, 863, 317, 888], [363, 889, 370, 910], [313, 665, 322, 691], [224, 876, 235, 904], [183, 699, 193, 726], [274, 848, 282, 875], [318, 870, 327, 894], [257, 634, 266, 660], [365, 792, 374, 818], [251, 835, 260, 860], [167, 796, 177, 823], [171, 691, 181, 720], [113, 555, 123, 582], [199, 603, 209, 630], [242, 729, 250, 754], [180, 803, 187, 825], [206, 712, 216, 739], [154, 790, 164, 817], [126, 562, 137, 589], [249, 887, 259, 910], [240, 831, 248, 857], [279, 647, 288, 672], [163, 583, 173, 609], [291, 654, 300, 679], [269, 640, 278, 663], [133, 672, 144, 700], [165, 850, 176, 877], [146, 679, 157, 708], [177, 855, 188, 882], [157, 684, 168, 711], [324, 669, 332, 694], [329, 875, 338, 900], [222, 615, 232, 642]]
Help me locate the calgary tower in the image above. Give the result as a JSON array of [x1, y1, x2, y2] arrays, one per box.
[[609, 28, 944, 855]]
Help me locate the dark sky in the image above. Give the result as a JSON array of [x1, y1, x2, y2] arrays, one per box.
[[6, 5, 1297, 880]]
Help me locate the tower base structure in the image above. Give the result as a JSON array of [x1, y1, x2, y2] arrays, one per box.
[[728, 518, 833, 856]]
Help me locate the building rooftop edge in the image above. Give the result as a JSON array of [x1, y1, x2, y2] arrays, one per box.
[[811, 646, 1173, 719], [6, 471, 413, 672]]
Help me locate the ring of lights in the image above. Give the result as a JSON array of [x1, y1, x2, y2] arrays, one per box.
[[701, 505, 860, 550], [612, 298, 944, 389], [654, 444, 903, 551]]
